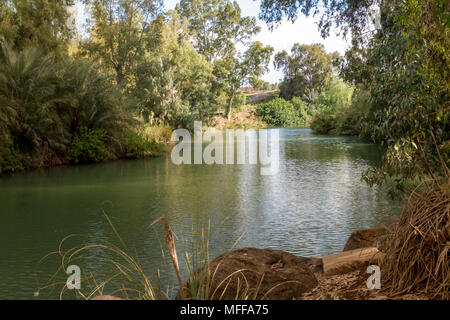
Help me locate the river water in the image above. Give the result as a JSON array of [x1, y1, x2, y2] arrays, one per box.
[[0, 128, 402, 299]]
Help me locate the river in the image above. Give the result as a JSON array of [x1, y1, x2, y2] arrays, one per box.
[[0, 128, 402, 299]]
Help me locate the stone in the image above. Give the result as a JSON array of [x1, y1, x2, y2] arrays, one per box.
[[343, 216, 400, 251], [178, 248, 318, 300]]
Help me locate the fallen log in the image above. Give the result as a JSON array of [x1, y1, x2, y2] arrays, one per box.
[[322, 247, 384, 275]]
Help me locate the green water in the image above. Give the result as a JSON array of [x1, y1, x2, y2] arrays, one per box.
[[0, 128, 402, 299]]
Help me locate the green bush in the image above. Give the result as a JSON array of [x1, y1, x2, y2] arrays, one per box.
[[68, 127, 110, 164], [311, 86, 366, 136], [0, 143, 22, 173], [123, 129, 165, 158], [256, 97, 310, 127], [232, 92, 247, 112], [310, 112, 337, 134], [315, 78, 354, 112]]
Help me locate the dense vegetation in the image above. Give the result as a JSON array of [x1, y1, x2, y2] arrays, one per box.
[[0, 0, 274, 174], [260, 0, 449, 192], [1, 0, 448, 193], [255, 42, 354, 129]]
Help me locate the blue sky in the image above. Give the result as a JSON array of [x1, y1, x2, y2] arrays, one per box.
[[73, 0, 351, 83]]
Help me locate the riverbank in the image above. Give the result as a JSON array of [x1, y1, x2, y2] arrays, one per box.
[[212, 104, 267, 130], [173, 212, 444, 301], [0, 124, 172, 176]]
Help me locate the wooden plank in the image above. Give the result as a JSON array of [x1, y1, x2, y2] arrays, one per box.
[[322, 247, 384, 275]]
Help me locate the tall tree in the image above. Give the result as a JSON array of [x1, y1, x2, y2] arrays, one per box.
[[176, 0, 260, 63], [134, 14, 215, 127], [215, 41, 273, 120], [177, 0, 269, 120], [274, 43, 335, 100], [0, 0, 75, 54], [259, 0, 379, 40]]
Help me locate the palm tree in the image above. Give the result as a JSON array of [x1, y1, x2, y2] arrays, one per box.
[[0, 38, 67, 158], [56, 58, 129, 139]]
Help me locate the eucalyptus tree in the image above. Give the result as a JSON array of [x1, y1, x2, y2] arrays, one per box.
[[134, 14, 215, 128], [259, 0, 450, 188], [215, 41, 273, 120], [0, 0, 75, 54], [177, 0, 272, 120], [176, 0, 260, 64], [274, 43, 335, 100]]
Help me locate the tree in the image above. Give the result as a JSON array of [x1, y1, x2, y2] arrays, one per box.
[[0, 38, 66, 156], [274, 43, 334, 100], [0, 0, 75, 54], [259, 0, 449, 188], [80, 0, 163, 87], [134, 14, 215, 128], [259, 0, 379, 40], [362, 0, 450, 187], [176, 0, 260, 64], [177, 0, 269, 121], [214, 41, 273, 120]]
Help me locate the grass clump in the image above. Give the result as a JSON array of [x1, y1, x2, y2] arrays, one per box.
[[381, 179, 450, 299]]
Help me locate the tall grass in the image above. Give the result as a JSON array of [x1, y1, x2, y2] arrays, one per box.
[[36, 210, 275, 300]]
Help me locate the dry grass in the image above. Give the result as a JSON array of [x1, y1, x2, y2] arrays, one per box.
[[381, 180, 450, 299], [140, 124, 172, 144]]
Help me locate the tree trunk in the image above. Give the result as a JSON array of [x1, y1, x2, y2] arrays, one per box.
[[227, 92, 235, 121]]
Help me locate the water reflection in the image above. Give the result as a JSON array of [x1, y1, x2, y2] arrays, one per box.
[[0, 128, 402, 299]]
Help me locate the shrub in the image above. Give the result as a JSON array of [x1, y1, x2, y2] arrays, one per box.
[[0, 143, 22, 173], [123, 128, 166, 159], [315, 78, 354, 112], [68, 127, 110, 164], [256, 97, 309, 127], [310, 112, 337, 134], [311, 86, 366, 135]]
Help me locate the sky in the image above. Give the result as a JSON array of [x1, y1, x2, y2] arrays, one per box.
[[164, 0, 351, 83], [73, 0, 351, 84]]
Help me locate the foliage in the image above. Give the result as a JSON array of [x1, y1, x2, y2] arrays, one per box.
[[80, 0, 164, 86], [122, 126, 167, 158], [0, 38, 67, 157], [215, 41, 274, 119], [315, 78, 354, 112], [176, 0, 260, 63], [57, 57, 129, 140], [0, 0, 74, 54], [0, 142, 22, 173], [259, 0, 379, 40], [309, 78, 356, 134], [272, 0, 449, 192], [274, 44, 338, 100], [134, 15, 215, 128], [177, 0, 271, 120], [0, 37, 135, 170], [68, 127, 110, 164], [310, 112, 336, 134], [361, 0, 450, 188], [257, 97, 311, 127]]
